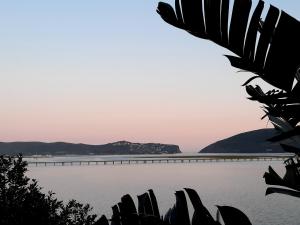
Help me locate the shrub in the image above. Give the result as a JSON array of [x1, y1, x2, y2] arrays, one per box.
[[0, 155, 98, 225]]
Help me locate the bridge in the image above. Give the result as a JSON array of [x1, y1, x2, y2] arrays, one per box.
[[27, 155, 290, 167]]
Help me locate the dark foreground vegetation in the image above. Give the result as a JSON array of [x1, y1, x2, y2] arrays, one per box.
[[0, 155, 99, 225]]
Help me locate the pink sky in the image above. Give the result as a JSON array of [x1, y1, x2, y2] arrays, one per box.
[[0, 90, 269, 152], [0, 0, 294, 152]]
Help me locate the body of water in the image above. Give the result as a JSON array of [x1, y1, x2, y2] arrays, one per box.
[[27, 156, 299, 225]]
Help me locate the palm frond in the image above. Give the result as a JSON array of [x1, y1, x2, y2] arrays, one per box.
[[157, 0, 300, 92], [96, 189, 252, 225]]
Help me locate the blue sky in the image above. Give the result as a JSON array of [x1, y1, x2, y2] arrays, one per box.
[[0, 0, 299, 152]]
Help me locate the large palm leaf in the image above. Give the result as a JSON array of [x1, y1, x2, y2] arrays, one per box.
[[157, 0, 300, 198], [157, 0, 300, 142], [157, 0, 300, 92]]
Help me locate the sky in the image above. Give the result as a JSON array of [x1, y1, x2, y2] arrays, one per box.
[[0, 0, 299, 152]]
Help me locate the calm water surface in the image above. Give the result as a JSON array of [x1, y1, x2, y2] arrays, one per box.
[[28, 158, 299, 225]]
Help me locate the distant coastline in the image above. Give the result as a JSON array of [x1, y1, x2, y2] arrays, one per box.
[[0, 140, 181, 156], [1, 128, 288, 156], [199, 128, 285, 153]]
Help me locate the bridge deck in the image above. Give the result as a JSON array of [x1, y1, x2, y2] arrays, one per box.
[[27, 155, 289, 166]]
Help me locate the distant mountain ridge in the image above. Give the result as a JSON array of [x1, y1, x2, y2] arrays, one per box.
[[200, 129, 285, 153], [0, 141, 181, 156]]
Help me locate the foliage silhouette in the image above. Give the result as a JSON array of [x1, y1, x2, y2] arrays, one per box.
[[0, 155, 100, 225], [97, 188, 252, 225], [157, 0, 300, 198]]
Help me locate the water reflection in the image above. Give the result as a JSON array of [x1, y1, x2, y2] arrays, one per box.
[[28, 160, 299, 225]]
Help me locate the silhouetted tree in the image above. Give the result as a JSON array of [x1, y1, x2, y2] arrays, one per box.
[[0, 155, 99, 225]]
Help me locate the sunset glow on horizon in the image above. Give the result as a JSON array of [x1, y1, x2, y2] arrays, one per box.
[[0, 0, 299, 152]]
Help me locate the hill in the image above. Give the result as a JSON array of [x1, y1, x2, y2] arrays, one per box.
[[0, 141, 181, 156], [200, 129, 284, 153]]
